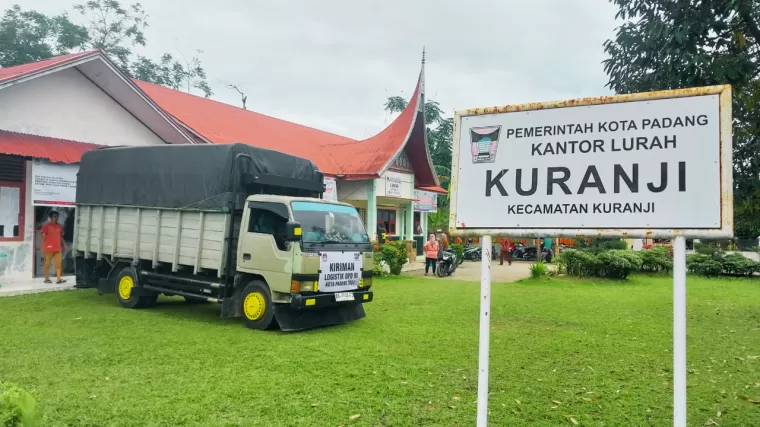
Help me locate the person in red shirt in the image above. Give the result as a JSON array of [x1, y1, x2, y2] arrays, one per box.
[[499, 238, 514, 266], [41, 211, 67, 284]]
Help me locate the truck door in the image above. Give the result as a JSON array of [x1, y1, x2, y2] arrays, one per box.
[[237, 202, 292, 292]]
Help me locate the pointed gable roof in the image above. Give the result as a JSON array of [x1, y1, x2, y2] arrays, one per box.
[[0, 51, 196, 145]]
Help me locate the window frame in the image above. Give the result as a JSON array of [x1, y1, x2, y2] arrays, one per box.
[[0, 163, 26, 243]]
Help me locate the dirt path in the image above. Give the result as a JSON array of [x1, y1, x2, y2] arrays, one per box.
[[405, 259, 533, 282]]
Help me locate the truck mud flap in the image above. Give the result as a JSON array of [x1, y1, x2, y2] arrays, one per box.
[[273, 303, 366, 332]]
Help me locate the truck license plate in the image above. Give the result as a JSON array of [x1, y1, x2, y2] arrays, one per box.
[[335, 292, 355, 302]]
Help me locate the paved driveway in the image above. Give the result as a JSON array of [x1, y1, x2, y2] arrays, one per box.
[[405, 259, 533, 282]]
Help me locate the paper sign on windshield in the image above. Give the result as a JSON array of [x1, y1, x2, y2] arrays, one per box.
[[318, 251, 362, 292]]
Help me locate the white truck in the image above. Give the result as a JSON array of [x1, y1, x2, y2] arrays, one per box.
[[74, 143, 374, 331]]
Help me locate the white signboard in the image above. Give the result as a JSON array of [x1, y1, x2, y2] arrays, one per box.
[[318, 251, 362, 292], [451, 87, 733, 237], [32, 160, 79, 207], [323, 177, 337, 202], [386, 177, 402, 197]]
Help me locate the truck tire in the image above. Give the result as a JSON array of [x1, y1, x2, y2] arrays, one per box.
[[115, 267, 156, 309], [240, 280, 275, 330]]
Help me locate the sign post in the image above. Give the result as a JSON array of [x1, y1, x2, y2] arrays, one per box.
[[476, 235, 492, 426], [448, 86, 733, 427]]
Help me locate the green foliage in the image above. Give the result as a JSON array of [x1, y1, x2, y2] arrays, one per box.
[[687, 251, 760, 277], [0, 382, 37, 427], [0, 2, 213, 97], [639, 246, 673, 273], [0, 5, 89, 66], [603, 0, 760, 236], [449, 243, 464, 262], [558, 248, 644, 279], [576, 238, 629, 253], [529, 261, 548, 278], [377, 241, 408, 275]]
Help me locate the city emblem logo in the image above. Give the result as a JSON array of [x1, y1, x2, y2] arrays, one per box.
[[322, 253, 328, 262], [470, 126, 502, 164]]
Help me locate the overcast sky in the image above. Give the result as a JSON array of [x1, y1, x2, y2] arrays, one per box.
[[4, 0, 620, 139]]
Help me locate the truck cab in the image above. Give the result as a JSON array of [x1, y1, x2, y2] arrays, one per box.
[[235, 195, 374, 330]]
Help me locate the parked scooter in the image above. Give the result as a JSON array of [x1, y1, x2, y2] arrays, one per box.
[[512, 243, 553, 262], [437, 248, 458, 277], [463, 242, 481, 261]]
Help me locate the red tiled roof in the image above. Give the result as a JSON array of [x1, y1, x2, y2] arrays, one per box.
[[416, 186, 448, 195], [136, 74, 438, 186], [0, 130, 102, 163], [0, 51, 99, 85], [135, 80, 351, 173]]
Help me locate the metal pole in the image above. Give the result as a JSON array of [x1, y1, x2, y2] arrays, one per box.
[[673, 236, 687, 427], [476, 235, 492, 427]]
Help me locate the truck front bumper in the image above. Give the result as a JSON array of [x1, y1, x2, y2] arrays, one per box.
[[290, 290, 373, 310]]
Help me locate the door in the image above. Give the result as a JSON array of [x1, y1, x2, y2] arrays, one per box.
[[237, 202, 292, 294]]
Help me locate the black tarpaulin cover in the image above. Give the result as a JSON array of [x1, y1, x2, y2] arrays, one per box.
[[76, 143, 323, 210]]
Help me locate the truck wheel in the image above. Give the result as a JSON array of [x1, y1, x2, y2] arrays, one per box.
[[240, 280, 275, 330], [115, 267, 156, 309]]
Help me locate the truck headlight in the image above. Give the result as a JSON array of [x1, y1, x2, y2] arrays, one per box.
[[301, 281, 316, 292]]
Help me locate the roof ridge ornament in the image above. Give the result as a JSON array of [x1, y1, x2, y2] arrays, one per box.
[[421, 46, 426, 65]]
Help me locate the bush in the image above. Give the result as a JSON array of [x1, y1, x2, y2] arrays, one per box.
[[557, 249, 598, 277], [450, 244, 464, 262], [639, 246, 673, 273], [687, 253, 724, 277], [0, 382, 37, 427], [529, 261, 548, 278], [576, 238, 629, 253], [596, 250, 638, 279], [687, 252, 760, 277], [377, 241, 408, 275]]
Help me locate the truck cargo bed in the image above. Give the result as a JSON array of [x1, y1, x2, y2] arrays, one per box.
[[74, 205, 239, 277]]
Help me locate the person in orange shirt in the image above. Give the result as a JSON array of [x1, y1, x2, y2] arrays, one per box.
[[41, 211, 67, 284], [423, 233, 440, 276]]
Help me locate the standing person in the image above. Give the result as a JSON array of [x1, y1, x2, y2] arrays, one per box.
[[439, 232, 449, 250], [423, 233, 439, 276], [40, 211, 67, 284], [500, 238, 514, 265]]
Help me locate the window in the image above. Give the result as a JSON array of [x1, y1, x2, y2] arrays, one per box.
[[291, 201, 369, 244], [378, 209, 396, 235], [0, 155, 25, 242], [247, 202, 289, 251]]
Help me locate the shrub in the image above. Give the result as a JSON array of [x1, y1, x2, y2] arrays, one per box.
[[378, 241, 408, 275], [450, 244, 464, 263], [639, 246, 673, 273], [596, 251, 637, 279], [694, 243, 718, 256], [720, 253, 759, 276], [576, 238, 629, 253], [557, 249, 597, 277], [529, 261, 548, 278], [0, 382, 37, 427], [686, 253, 724, 277]]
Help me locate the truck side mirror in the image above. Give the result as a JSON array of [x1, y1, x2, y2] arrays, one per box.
[[285, 221, 302, 242]]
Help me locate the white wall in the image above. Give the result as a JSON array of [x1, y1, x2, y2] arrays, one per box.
[[375, 171, 414, 200], [0, 161, 35, 279], [0, 68, 165, 146], [337, 180, 368, 201]]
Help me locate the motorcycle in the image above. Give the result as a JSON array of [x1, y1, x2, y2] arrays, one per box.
[[512, 243, 553, 262], [437, 248, 458, 277], [463, 242, 481, 261]]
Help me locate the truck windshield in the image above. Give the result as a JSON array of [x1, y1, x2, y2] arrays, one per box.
[[291, 201, 369, 244]]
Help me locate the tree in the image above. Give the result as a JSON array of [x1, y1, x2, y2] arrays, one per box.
[[603, 0, 760, 236], [0, 2, 213, 97], [0, 5, 88, 66]]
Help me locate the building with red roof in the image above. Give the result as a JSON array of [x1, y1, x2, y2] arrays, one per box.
[[0, 50, 444, 283]]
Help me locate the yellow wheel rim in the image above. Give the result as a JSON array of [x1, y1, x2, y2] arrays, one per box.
[[118, 276, 134, 300], [243, 292, 266, 321]]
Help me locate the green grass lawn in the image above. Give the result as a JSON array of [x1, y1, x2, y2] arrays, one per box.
[[1, 275, 759, 426]]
